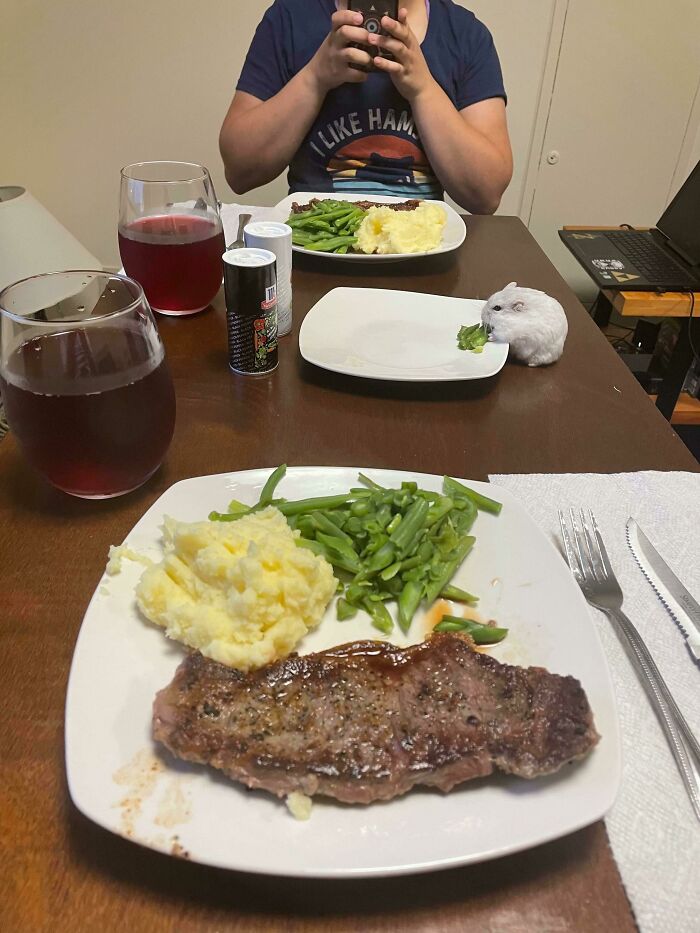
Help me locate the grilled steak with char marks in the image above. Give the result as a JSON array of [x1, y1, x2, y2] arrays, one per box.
[[290, 198, 422, 214], [153, 633, 599, 804]]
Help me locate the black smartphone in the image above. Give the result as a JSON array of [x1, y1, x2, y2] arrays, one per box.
[[348, 0, 399, 71]]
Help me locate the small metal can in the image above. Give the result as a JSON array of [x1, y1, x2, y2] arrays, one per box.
[[222, 248, 278, 375], [243, 222, 293, 337]]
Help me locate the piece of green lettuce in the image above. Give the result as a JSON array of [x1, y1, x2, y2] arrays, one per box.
[[457, 323, 489, 354]]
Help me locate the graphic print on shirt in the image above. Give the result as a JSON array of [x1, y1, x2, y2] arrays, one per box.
[[307, 106, 441, 198]]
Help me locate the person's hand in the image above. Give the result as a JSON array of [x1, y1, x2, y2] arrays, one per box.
[[307, 10, 373, 94], [370, 9, 435, 101]]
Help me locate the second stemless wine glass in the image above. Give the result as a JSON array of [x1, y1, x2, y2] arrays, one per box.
[[0, 271, 176, 498], [119, 161, 225, 316]]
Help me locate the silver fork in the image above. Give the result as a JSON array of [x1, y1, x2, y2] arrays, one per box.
[[559, 508, 700, 822]]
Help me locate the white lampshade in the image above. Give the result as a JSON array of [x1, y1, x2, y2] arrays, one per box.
[[0, 187, 102, 292]]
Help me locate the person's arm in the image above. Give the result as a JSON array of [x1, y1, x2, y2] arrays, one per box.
[[220, 10, 372, 194], [372, 10, 512, 213], [410, 93, 511, 214]]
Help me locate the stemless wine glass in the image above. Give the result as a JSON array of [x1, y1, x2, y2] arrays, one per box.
[[0, 271, 176, 498], [119, 161, 225, 316]]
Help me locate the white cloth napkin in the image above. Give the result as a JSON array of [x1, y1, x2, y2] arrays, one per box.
[[488, 472, 700, 933], [219, 203, 282, 245]]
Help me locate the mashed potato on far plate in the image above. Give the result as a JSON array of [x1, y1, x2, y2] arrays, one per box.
[[356, 202, 447, 255], [135, 507, 336, 671]]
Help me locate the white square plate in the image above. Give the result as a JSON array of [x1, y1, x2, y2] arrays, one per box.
[[299, 288, 509, 381], [273, 192, 467, 261], [65, 467, 620, 878]]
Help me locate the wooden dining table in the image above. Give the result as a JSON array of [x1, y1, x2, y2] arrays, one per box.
[[1, 214, 697, 932]]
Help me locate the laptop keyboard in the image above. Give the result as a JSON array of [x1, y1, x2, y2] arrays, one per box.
[[605, 231, 698, 286]]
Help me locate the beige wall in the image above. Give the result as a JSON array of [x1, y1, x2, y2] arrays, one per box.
[[3, 1, 279, 267], [3, 0, 698, 277], [2, 0, 552, 268]]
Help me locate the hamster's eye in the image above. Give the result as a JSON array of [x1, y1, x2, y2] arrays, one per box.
[[492, 305, 502, 312]]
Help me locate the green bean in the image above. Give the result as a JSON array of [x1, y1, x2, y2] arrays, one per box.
[[380, 561, 403, 582], [399, 540, 434, 573], [434, 615, 508, 644], [337, 598, 358, 621], [311, 511, 354, 546], [360, 541, 397, 577], [363, 597, 394, 635], [386, 512, 402, 535], [398, 579, 423, 634], [258, 464, 287, 507], [316, 532, 361, 573], [305, 236, 358, 252], [450, 498, 478, 535], [227, 499, 250, 516], [443, 476, 503, 516], [441, 584, 479, 605], [303, 220, 334, 231], [345, 582, 370, 606], [426, 496, 454, 528], [389, 498, 429, 555], [350, 499, 371, 518], [209, 509, 246, 522], [295, 515, 316, 539], [344, 516, 363, 536], [423, 536, 476, 605], [295, 537, 326, 557], [326, 509, 350, 527], [229, 466, 500, 640], [277, 494, 352, 516], [358, 473, 385, 490]]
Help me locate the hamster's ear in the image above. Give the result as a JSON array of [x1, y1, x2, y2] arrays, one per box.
[[512, 300, 526, 313], [506, 282, 517, 290]]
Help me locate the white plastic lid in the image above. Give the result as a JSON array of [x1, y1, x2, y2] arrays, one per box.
[[222, 247, 276, 267], [244, 222, 292, 239]]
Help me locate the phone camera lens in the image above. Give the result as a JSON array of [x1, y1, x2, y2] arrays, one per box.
[[365, 17, 380, 34]]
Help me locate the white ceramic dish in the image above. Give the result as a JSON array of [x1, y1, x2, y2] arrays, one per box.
[[65, 467, 620, 878], [272, 192, 467, 261], [299, 287, 509, 381]]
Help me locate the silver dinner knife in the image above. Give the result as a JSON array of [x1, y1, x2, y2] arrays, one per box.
[[627, 518, 700, 662]]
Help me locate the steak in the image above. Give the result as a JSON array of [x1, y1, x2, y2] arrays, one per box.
[[153, 633, 599, 805], [290, 198, 422, 214]]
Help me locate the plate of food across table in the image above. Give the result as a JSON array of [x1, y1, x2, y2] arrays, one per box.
[[273, 192, 467, 260], [65, 466, 620, 878]]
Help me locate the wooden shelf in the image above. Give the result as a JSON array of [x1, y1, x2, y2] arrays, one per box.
[[609, 290, 700, 319], [649, 393, 700, 425]]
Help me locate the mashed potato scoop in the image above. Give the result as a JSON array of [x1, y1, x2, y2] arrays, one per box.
[[356, 202, 447, 255], [136, 507, 336, 671]]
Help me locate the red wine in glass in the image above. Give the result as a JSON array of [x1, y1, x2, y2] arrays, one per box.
[[0, 272, 176, 499], [119, 215, 225, 315], [119, 162, 225, 316]]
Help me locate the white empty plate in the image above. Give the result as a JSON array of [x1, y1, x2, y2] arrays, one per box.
[[273, 192, 467, 261], [65, 467, 620, 878], [299, 288, 509, 381]]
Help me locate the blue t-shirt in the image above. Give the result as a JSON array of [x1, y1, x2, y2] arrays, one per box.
[[236, 0, 506, 199]]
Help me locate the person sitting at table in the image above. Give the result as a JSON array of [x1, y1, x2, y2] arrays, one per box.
[[219, 0, 513, 213]]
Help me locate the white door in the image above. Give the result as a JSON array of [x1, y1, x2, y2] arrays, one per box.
[[526, 0, 700, 299], [463, 0, 560, 219]]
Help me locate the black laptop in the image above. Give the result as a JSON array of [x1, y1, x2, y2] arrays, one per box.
[[559, 159, 700, 291]]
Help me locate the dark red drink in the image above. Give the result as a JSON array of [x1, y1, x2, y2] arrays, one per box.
[[119, 214, 225, 315], [0, 328, 176, 498]]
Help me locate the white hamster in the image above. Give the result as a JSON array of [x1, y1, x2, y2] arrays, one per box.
[[481, 282, 568, 367]]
